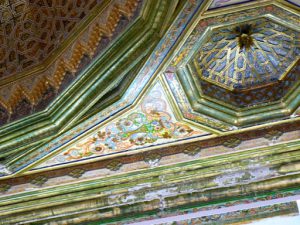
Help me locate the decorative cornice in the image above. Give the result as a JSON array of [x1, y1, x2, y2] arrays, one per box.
[[1, 134, 300, 223], [0, 0, 141, 121], [2, 119, 299, 181]]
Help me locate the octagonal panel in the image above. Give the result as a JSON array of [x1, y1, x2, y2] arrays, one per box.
[[198, 62, 299, 108], [190, 18, 299, 91], [168, 5, 300, 128]]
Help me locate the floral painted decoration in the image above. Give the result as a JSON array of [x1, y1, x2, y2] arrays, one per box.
[[39, 82, 206, 167]]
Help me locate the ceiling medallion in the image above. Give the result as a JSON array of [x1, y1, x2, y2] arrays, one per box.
[[235, 24, 254, 50]]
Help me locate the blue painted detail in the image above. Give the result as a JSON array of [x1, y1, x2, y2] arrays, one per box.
[[268, 39, 279, 45], [245, 65, 252, 79], [237, 56, 244, 69], [265, 64, 273, 73], [203, 70, 210, 77], [216, 42, 229, 49], [206, 51, 218, 63], [209, 61, 216, 69], [212, 35, 224, 42], [254, 61, 265, 74], [203, 43, 215, 51], [215, 60, 227, 72], [258, 42, 272, 52], [274, 47, 288, 56], [247, 51, 254, 64], [268, 54, 279, 68], [253, 35, 264, 42], [217, 50, 227, 59], [226, 34, 237, 40], [257, 51, 266, 63], [263, 30, 276, 36], [229, 41, 237, 49], [230, 49, 236, 60], [228, 64, 235, 78]]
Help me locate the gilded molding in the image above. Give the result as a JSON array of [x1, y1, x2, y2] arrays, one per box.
[[0, 0, 140, 118]]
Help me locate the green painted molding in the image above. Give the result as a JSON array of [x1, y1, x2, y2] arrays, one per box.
[[177, 63, 300, 126], [0, 0, 177, 160], [1, 140, 299, 207], [1, 140, 300, 223], [78, 58, 147, 123]]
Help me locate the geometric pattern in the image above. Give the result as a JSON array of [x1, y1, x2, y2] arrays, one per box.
[[0, 1, 300, 223], [1, 0, 199, 176], [199, 62, 300, 108], [209, 0, 300, 9], [0, 1, 298, 178], [0, 0, 142, 126], [169, 5, 300, 127], [0, 0, 101, 77], [191, 18, 300, 90]]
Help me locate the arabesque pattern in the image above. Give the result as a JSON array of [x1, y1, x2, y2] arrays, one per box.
[[0, 0, 141, 125], [0, 0, 102, 77], [38, 82, 206, 168]]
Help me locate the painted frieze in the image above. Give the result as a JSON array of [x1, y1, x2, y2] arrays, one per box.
[[36, 81, 208, 168]]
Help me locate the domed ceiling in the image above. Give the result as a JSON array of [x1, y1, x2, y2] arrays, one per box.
[[193, 18, 299, 90], [189, 18, 300, 107], [168, 3, 300, 127], [0, 0, 298, 172]]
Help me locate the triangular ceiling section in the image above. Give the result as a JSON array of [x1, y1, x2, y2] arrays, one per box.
[[32, 78, 211, 170]]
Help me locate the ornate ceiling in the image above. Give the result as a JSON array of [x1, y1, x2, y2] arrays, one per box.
[[0, 0, 299, 224], [188, 17, 300, 108], [0, 0, 298, 175], [170, 2, 299, 127], [193, 18, 299, 90], [0, 0, 142, 125], [0, 0, 100, 77]]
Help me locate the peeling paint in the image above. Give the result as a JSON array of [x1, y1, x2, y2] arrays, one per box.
[[128, 183, 152, 192], [148, 159, 160, 168], [0, 164, 10, 175], [249, 167, 274, 179], [145, 187, 178, 200], [108, 194, 137, 205], [214, 167, 275, 186]]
